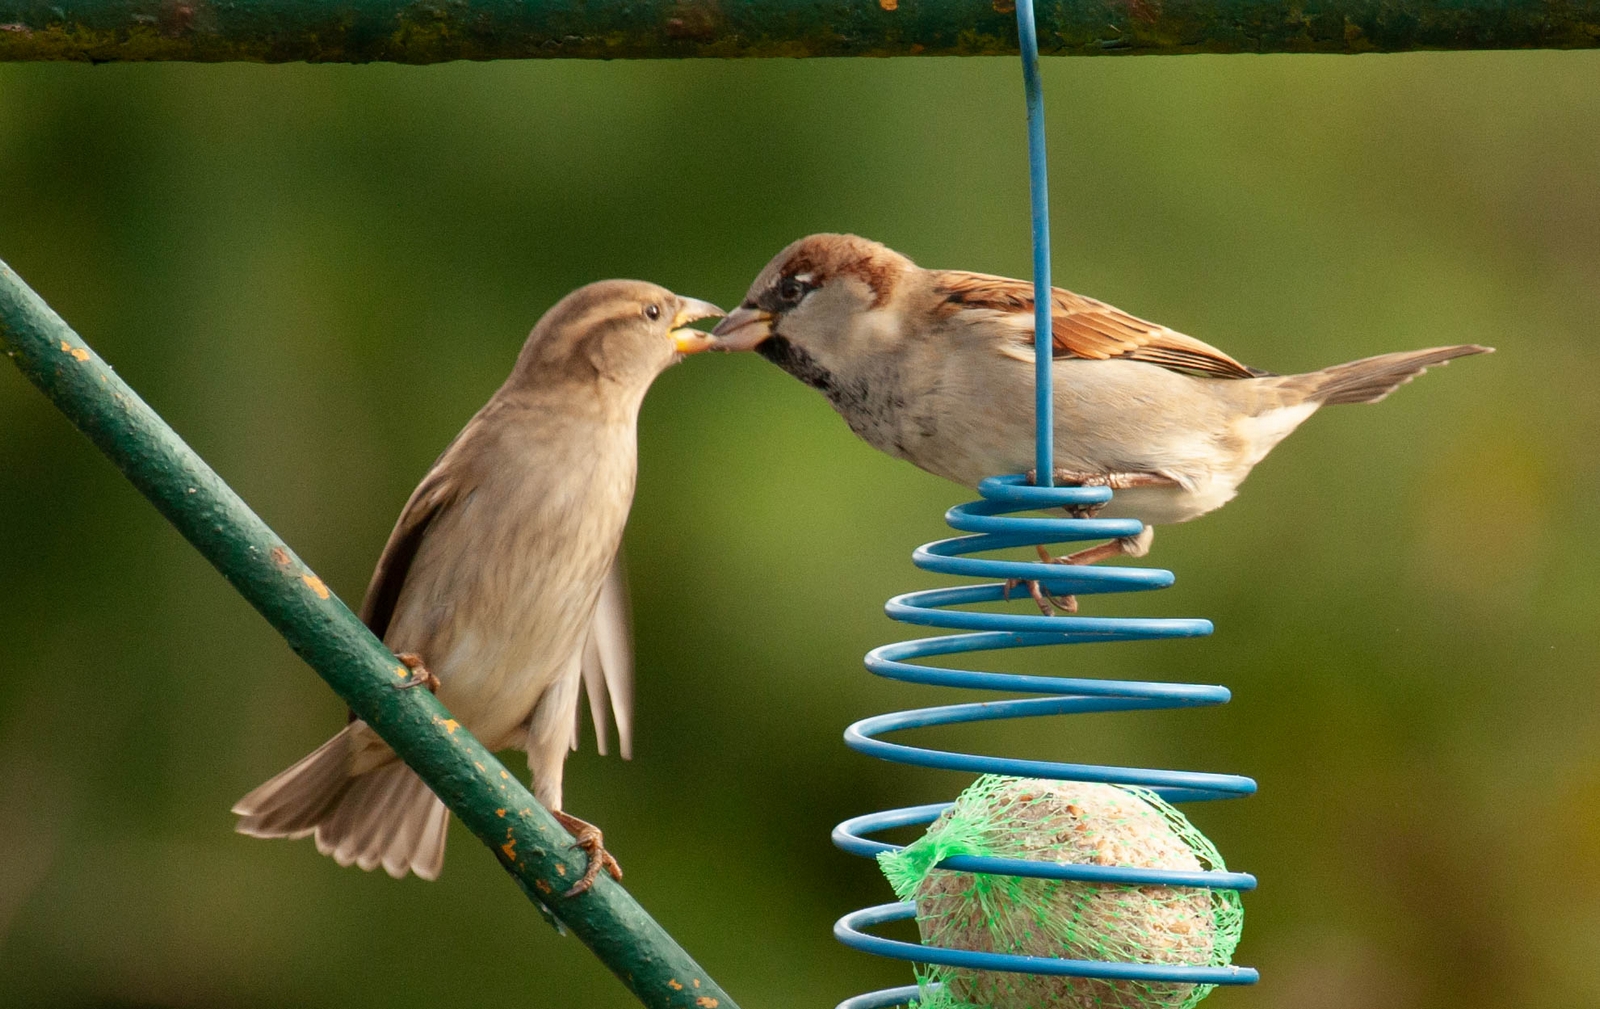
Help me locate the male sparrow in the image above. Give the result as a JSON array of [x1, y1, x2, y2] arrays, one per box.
[[712, 234, 1488, 610], [234, 281, 721, 892]]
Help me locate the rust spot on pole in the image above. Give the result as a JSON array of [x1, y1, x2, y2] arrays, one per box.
[[301, 573, 330, 598], [1113, 0, 1163, 23], [270, 547, 290, 566], [159, 0, 195, 36], [879, 0, 898, 11], [664, 0, 719, 39]]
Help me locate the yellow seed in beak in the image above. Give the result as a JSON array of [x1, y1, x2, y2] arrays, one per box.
[[672, 329, 716, 354]]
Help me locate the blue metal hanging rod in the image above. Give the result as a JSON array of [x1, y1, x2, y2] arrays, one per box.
[[827, 3, 1261, 1004]]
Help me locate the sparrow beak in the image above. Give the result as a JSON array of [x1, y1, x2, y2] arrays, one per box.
[[670, 297, 725, 355], [709, 305, 774, 352]]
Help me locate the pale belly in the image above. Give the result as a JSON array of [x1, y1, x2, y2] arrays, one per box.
[[1092, 479, 1243, 526], [885, 357, 1310, 528], [430, 616, 585, 749], [381, 464, 625, 752]]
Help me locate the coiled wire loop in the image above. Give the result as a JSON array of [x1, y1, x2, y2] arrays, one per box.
[[830, 476, 1259, 1008]]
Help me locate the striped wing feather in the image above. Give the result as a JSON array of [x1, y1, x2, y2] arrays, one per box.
[[932, 270, 1263, 380]]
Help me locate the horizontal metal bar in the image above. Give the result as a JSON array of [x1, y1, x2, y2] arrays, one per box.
[[0, 257, 739, 1009], [0, 0, 1595, 63]]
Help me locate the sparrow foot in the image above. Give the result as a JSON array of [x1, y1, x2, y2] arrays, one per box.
[[551, 810, 623, 898], [1004, 473, 1170, 615], [1014, 526, 1154, 614], [1040, 526, 1156, 567], [1003, 568, 1078, 616], [393, 652, 440, 693], [1028, 468, 1180, 492], [1054, 540, 1129, 567]]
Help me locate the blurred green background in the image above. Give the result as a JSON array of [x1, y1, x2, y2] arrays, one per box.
[[1, 49, 1596, 1009]]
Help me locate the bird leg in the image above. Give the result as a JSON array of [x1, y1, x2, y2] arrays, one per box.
[[1051, 534, 1149, 567], [1034, 469, 1167, 564], [1006, 470, 1174, 613], [393, 652, 440, 693], [551, 810, 624, 898], [1027, 467, 1181, 493], [1009, 531, 1154, 616], [1003, 574, 1078, 616]]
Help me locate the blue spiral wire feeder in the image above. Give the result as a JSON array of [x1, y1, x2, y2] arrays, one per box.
[[827, 3, 1260, 1006]]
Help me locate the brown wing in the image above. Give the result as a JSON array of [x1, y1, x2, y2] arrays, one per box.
[[358, 467, 457, 643], [933, 270, 1265, 380], [344, 463, 459, 725]]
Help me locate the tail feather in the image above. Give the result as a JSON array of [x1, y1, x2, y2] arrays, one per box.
[[316, 763, 448, 881], [1286, 344, 1492, 406], [233, 725, 357, 838], [322, 763, 407, 867], [233, 724, 449, 881], [404, 801, 451, 881]]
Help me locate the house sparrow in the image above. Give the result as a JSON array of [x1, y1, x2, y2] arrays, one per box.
[[712, 234, 1489, 611], [234, 281, 721, 893]]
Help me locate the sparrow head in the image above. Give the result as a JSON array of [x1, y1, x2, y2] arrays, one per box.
[[512, 280, 723, 392], [711, 234, 916, 388]]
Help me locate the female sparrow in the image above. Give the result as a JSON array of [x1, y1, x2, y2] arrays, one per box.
[[712, 234, 1488, 610], [234, 281, 721, 892]]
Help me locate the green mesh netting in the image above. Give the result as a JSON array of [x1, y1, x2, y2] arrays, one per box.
[[877, 775, 1244, 1009]]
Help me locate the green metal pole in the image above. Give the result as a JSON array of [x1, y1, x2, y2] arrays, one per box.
[[0, 0, 1595, 62], [0, 257, 739, 1009]]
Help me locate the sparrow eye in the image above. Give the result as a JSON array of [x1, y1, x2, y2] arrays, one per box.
[[777, 278, 806, 304], [644, 304, 661, 320]]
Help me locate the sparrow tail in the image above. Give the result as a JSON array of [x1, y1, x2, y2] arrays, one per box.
[[1285, 344, 1493, 406], [233, 723, 450, 881]]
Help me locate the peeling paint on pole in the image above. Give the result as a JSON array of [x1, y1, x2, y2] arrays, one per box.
[[0, 0, 1595, 62]]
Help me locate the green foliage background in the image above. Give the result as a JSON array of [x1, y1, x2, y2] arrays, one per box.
[[1, 51, 1596, 1008]]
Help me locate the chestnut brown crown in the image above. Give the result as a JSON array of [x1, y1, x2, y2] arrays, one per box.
[[743, 233, 915, 318]]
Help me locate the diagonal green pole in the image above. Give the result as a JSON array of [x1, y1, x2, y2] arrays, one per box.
[[0, 257, 739, 1009]]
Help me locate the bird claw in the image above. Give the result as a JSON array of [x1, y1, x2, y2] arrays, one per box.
[[1006, 543, 1130, 616], [1040, 540, 1129, 568], [552, 810, 623, 898], [1020, 468, 1107, 518], [393, 652, 440, 693], [1003, 575, 1077, 616], [1008, 472, 1162, 615], [1027, 467, 1179, 491]]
